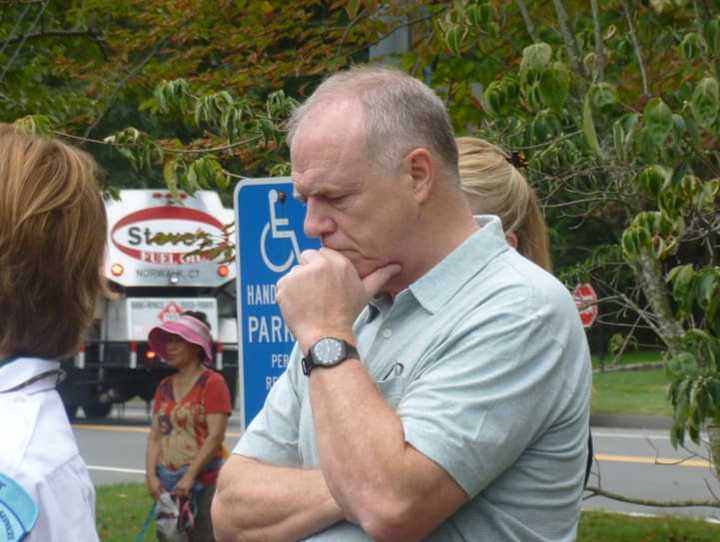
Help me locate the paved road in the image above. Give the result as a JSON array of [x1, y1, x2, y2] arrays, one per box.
[[585, 428, 719, 520], [73, 407, 720, 520]]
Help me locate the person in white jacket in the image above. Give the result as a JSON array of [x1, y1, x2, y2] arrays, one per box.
[[0, 123, 107, 542]]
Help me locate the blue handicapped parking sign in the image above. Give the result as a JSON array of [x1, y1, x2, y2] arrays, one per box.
[[234, 177, 320, 429]]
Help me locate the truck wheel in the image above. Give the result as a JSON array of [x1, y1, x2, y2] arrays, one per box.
[[82, 402, 113, 418]]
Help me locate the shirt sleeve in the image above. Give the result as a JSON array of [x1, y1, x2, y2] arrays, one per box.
[[399, 284, 582, 498], [27, 455, 99, 542], [205, 371, 232, 415], [233, 345, 303, 467]]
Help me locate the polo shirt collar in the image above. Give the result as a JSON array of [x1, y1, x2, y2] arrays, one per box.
[[408, 215, 509, 314]]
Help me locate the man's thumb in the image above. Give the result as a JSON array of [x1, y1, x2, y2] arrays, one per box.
[[362, 264, 402, 297]]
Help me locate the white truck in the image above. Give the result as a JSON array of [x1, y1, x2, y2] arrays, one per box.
[[58, 190, 239, 418]]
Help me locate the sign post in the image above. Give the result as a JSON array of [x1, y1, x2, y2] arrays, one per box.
[[573, 283, 599, 329], [234, 177, 319, 430]]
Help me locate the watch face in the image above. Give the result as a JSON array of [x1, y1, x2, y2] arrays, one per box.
[[312, 338, 344, 365]]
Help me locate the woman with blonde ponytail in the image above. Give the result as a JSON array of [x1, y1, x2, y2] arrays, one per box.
[[457, 137, 551, 271]]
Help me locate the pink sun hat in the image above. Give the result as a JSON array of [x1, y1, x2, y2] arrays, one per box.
[[148, 314, 213, 364]]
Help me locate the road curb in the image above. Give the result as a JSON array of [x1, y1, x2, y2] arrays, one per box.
[[591, 415, 673, 430]]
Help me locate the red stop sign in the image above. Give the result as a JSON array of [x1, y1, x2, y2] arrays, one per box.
[[573, 283, 598, 328]]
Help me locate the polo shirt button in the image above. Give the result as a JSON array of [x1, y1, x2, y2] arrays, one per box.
[[382, 329, 392, 338]]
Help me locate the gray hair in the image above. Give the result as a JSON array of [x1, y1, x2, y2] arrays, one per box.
[[287, 65, 459, 180]]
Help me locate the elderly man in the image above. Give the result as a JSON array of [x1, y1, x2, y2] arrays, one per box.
[[212, 66, 591, 542]]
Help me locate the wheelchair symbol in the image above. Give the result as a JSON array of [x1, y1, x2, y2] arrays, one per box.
[[260, 189, 302, 273]]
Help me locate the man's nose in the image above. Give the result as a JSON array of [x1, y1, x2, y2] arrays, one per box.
[[303, 199, 335, 238]]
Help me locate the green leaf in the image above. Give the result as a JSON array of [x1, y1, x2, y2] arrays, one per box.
[[690, 77, 720, 130], [520, 42, 552, 73], [679, 32, 705, 61], [658, 188, 683, 218], [699, 179, 720, 211], [643, 97, 674, 147], [13, 115, 53, 136], [582, 93, 603, 157], [466, 2, 492, 29], [539, 62, 570, 112], [636, 165, 670, 197], [590, 82, 618, 110], [520, 42, 552, 85], [481, 81, 504, 117], [621, 228, 641, 260], [444, 25, 467, 56], [163, 159, 181, 199], [708, 382, 720, 412], [670, 423, 684, 448], [668, 263, 694, 312], [693, 268, 718, 311], [705, 18, 720, 56], [185, 162, 201, 193], [523, 81, 543, 111]]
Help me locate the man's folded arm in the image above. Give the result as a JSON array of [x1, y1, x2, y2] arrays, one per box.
[[211, 454, 345, 542]]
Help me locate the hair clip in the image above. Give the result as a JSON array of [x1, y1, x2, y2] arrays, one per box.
[[507, 151, 528, 170]]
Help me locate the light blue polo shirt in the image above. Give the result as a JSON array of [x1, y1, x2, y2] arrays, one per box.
[[235, 216, 592, 541]]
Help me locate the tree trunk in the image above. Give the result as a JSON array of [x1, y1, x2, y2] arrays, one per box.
[[552, 0, 587, 81], [633, 253, 684, 356], [708, 424, 720, 480]]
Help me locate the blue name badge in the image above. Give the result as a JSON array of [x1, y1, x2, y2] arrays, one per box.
[[0, 473, 38, 542]]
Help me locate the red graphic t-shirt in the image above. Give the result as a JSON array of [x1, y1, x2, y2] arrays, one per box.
[[153, 369, 231, 485]]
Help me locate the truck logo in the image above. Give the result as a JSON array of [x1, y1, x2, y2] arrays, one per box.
[[111, 207, 225, 265], [158, 301, 183, 322]]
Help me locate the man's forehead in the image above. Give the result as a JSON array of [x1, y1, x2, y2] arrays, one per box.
[[292, 100, 365, 148], [291, 169, 343, 194]]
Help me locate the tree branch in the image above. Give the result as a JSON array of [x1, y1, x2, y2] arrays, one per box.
[[345, 12, 437, 61], [55, 130, 262, 155], [83, 19, 191, 138], [0, 0, 48, 86], [601, 293, 665, 341], [514, 0, 540, 43], [552, 0, 587, 81], [632, 254, 684, 356], [585, 486, 720, 508], [609, 313, 643, 365], [0, 1, 33, 59], [621, 0, 649, 97], [1, 29, 104, 46], [590, 0, 605, 81]]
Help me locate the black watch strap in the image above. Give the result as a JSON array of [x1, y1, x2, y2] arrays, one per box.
[[301, 339, 359, 376]]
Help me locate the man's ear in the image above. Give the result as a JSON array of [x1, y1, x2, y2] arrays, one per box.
[[405, 148, 433, 204]]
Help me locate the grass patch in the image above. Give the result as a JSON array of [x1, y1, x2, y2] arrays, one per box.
[[579, 511, 720, 541], [96, 482, 155, 542], [95, 484, 720, 541], [592, 368, 673, 417]]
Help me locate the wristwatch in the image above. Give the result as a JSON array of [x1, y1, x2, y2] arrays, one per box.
[[302, 337, 359, 376]]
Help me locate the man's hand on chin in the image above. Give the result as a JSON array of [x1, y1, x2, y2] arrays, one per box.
[[276, 248, 401, 352]]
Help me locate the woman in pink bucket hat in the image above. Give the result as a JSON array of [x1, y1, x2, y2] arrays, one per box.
[[145, 311, 231, 541]]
